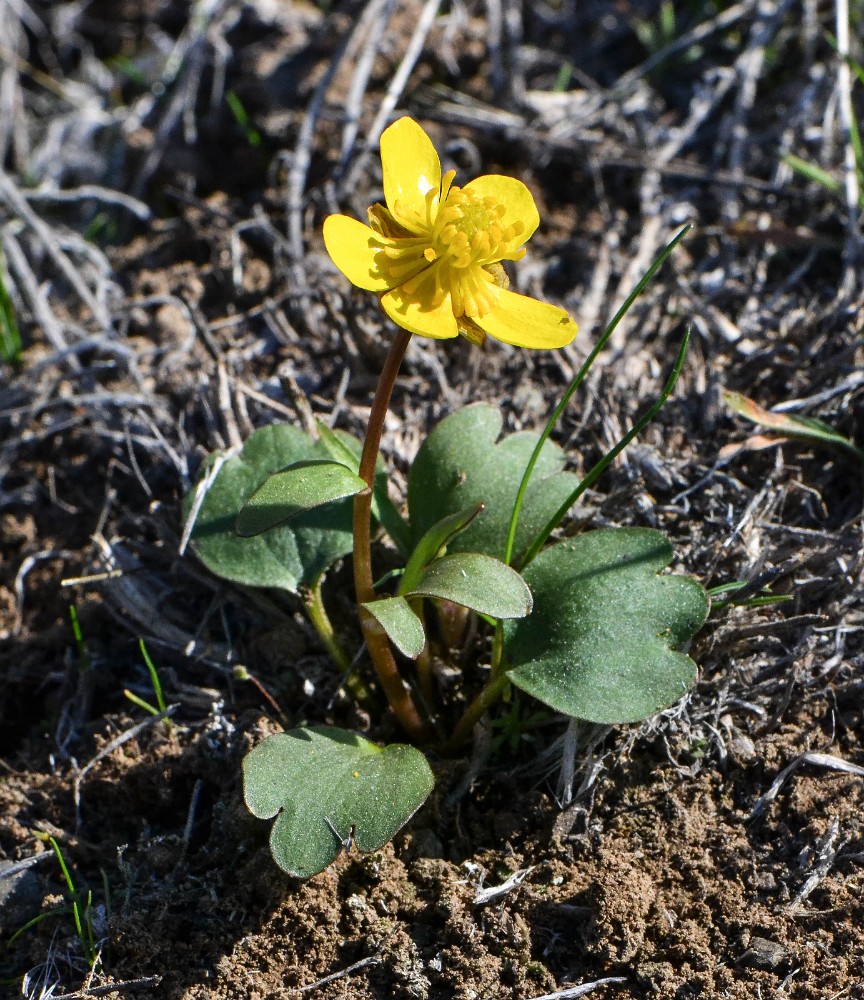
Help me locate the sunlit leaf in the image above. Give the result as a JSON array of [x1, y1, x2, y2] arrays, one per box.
[[408, 553, 532, 620], [236, 460, 367, 536], [504, 528, 708, 723], [398, 502, 484, 595], [243, 726, 435, 879], [407, 404, 579, 563], [361, 597, 426, 659]]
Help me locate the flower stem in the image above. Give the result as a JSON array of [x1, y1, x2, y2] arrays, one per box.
[[354, 329, 431, 741]]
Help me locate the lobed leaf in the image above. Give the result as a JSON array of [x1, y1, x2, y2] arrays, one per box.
[[243, 726, 435, 879], [185, 424, 378, 593], [407, 404, 580, 563], [504, 528, 708, 723]]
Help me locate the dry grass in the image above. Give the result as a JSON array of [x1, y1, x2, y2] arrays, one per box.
[[1, 0, 863, 997]]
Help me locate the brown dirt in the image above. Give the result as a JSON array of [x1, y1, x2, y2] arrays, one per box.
[[1, 1, 863, 998]]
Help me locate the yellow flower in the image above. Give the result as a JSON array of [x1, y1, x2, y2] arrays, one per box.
[[323, 117, 577, 349]]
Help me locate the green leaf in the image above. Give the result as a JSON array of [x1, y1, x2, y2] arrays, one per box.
[[243, 726, 435, 879], [504, 528, 708, 723], [185, 424, 367, 593], [361, 597, 426, 658], [407, 404, 580, 563], [398, 502, 485, 596], [408, 552, 532, 620], [236, 459, 367, 536]]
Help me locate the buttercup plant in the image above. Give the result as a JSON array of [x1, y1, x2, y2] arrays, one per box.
[[185, 117, 709, 879]]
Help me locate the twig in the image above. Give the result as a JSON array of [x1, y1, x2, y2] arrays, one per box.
[[502, 0, 526, 105], [1, 226, 76, 363], [750, 751, 864, 820], [834, 0, 863, 288], [615, 2, 749, 93], [182, 779, 205, 851], [789, 818, 842, 909], [0, 851, 54, 878], [771, 371, 864, 412], [179, 449, 235, 557], [287, 0, 391, 258], [129, 0, 231, 195], [22, 185, 151, 220], [336, 0, 398, 178], [341, 0, 443, 196], [49, 977, 163, 998], [473, 865, 534, 905], [0, 170, 112, 330], [525, 979, 628, 999], [297, 954, 380, 993], [719, 0, 794, 221], [485, 0, 504, 99]]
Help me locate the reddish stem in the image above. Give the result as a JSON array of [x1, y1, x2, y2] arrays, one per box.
[[353, 329, 430, 741]]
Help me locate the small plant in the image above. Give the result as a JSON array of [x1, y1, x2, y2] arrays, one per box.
[[184, 118, 709, 878], [123, 639, 173, 733], [6, 833, 104, 974], [722, 389, 864, 465]]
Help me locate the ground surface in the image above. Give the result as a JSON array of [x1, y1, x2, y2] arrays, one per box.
[[1, 0, 863, 998]]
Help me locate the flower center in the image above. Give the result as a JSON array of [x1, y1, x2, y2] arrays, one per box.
[[431, 187, 524, 269]]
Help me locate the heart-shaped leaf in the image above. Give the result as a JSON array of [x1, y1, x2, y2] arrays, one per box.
[[407, 404, 580, 563], [185, 424, 376, 593], [409, 553, 532, 620], [243, 726, 435, 879], [504, 528, 708, 723], [361, 597, 426, 658], [236, 460, 367, 536]]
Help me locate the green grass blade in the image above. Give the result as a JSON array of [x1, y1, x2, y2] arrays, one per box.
[[782, 153, 842, 192], [6, 907, 72, 947], [123, 689, 161, 715], [139, 639, 167, 713], [0, 249, 22, 365], [503, 225, 691, 566], [519, 330, 690, 568]]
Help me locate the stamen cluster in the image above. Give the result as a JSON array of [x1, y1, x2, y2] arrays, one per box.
[[373, 181, 525, 322]]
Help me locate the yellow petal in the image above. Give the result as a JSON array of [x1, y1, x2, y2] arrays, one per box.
[[323, 214, 393, 292], [381, 117, 441, 236], [463, 175, 540, 254], [380, 281, 459, 340], [474, 287, 577, 349]]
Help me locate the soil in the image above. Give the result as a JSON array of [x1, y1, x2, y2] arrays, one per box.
[[1, 1, 863, 998]]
